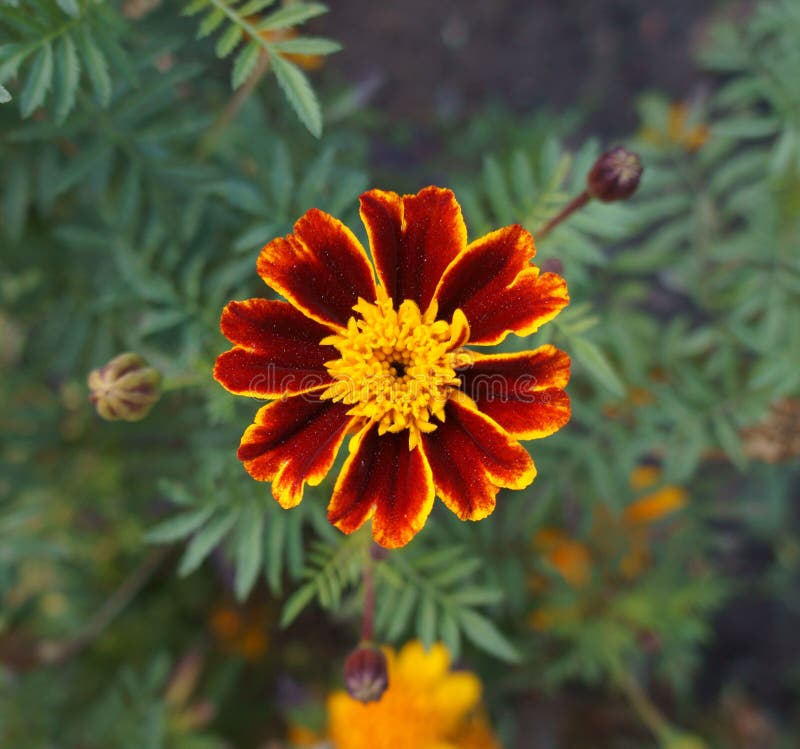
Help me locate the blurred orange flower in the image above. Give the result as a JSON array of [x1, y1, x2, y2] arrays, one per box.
[[209, 601, 270, 661], [641, 101, 710, 152]]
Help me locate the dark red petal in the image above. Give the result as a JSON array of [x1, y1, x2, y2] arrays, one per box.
[[214, 299, 336, 397], [328, 425, 434, 548], [237, 394, 355, 508], [360, 187, 467, 310], [421, 396, 536, 522], [434, 224, 569, 344], [257, 208, 376, 329], [459, 346, 571, 439]]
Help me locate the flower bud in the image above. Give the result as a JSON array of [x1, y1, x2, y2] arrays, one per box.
[[343, 644, 389, 704], [87, 353, 161, 421], [586, 146, 643, 202]]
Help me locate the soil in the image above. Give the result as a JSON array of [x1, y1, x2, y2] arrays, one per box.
[[324, 0, 727, 136]]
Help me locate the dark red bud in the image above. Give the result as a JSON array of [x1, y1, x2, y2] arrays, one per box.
[[343, 644, 388, 704], [587, 146, 643, 202]]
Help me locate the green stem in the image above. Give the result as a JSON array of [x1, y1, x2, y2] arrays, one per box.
[[615, 668, 675, 743], [534, 190, 592, 240]]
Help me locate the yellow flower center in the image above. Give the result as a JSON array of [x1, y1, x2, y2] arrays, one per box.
[[321, 287, 470, 449]]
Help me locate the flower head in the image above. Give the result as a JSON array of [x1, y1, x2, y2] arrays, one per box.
[[587, 147, 643, 202], [88, 353, 161, 422], [327, 641, 496, 749], [214, 187, 571, 547], [343, 644, 389, 703]]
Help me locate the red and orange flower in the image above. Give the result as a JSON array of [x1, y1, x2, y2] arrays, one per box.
[[214, 187, 571, 547]]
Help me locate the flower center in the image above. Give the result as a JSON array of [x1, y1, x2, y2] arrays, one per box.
[[320, 287, 469, 449]]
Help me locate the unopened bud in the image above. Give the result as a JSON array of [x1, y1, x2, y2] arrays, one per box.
[[587, 146, 643, 202], [87, 353, 161, 421], [343, 644, 388, 704]]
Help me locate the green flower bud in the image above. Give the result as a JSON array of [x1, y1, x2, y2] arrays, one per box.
[[587, 146, 643, 202], [87, 353, 161, 422], [344, 644, 389, 704]]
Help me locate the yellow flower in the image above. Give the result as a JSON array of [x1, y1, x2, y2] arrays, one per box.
[[327, 641, 496, 749]]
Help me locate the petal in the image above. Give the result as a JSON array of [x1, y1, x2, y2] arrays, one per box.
[[214, 299, 336, 398], [458, 345, 571, 439], [421, 395, 536, 522], [328, 424, 435, 548], [257, 208, 376, 330], [434, 224, 569, 345], [360, 186, 467, 310], [237, 394, 355, 508]]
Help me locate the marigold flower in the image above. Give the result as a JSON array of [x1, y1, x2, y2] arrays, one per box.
[[641, 101, 710, 153], [343, 644, 389, 703], [327, 641, 496, 749], [87, 352, 161, 422], [587, 147, 643, 202], [214, 187, 571, 548]]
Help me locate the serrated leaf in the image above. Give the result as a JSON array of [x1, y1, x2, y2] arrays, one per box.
[[20, 43, 53, 117], [570, 336, 626, 397], [270, 52, 321, 136], [216, 22, 244, 58], [78, 27, 111, 106], [239, 0, 277, 15], [234, 504, 265, 600], [145, 506, 216, 543], [182, 0, 208, 16], [56, 0, 80, 15], [458, 609, 520, 662], [265, 511, 286, 594], [439, 609, 461, 659], [270, 37, 341, 55], [197, 7, 226, 39], [280, 581, 316, 627], [385, 584, 416, 641], [417, 595, 437, 649], [178, 509, 239, 576], [258, 2, 328, 31], [53, 34, 80, 123], [231, 43, 261, 89]]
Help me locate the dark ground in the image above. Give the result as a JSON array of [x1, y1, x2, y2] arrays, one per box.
[[324, 0, 730, 136]]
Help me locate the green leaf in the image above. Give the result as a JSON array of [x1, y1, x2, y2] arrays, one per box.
[[570, 336, 626, 397], [178, 509, 239, 576], [417, 595, 437, 649], [258, 2, 328, 31], [216, 23, 244, 58], [145, 506, 216, 543], [0, 84, 11, 103], [231, 43, 260, 89], [280, 581, 316, 627], [458, 609, 520, 663], [197, 7, 226, 39], [270, 52, 322, 137], [270, 37, 342, 55], [20, 43, 53, 118], [53, 34, 80, 123], [265, 511, 286, 594], [239, 0, 277, 15], [234, 504, 265, 600], [77, 27, 111, 106], [56, 0, 80, 16]]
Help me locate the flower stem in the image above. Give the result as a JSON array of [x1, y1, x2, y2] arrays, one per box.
[[534, 190, 591, 240], [361, 546, 376, 643], [615, 668, 675, 743], [197, 52, 271, 159], [37, 547, 170, 665]]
